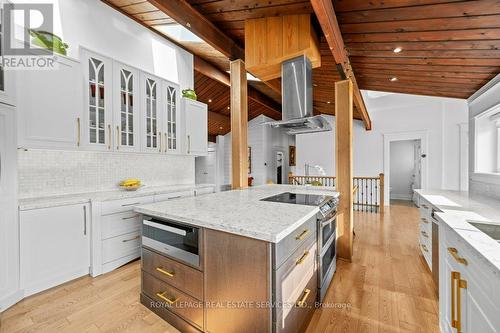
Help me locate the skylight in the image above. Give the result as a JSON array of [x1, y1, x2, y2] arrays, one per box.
[[154, 24, 204, 43]]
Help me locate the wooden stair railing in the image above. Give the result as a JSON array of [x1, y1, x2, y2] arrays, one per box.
[[288, 173, 385, 213]]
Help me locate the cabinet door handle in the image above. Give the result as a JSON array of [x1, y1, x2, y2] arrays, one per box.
[[122, 235, 140, 242], [83, 205, 87, 235], [121, 202, 140, 207], [164, 132, 167, 152], [296, 288, 311, 307], [448, 247, 468, 265], [187, 135, 191, 154], [451, 271, 458, 329], [421, 217, 429, 224], [122, 214, 140, 220], [421, 231, 428, 238], [158, 131, 162, 152], [107, 124, 111, 150], [116, 125, 120, 150], [77, 117, 81, 147], [156, 267, 174, 277], [420, 244, 428, 253], [295, 229, 310, 241], [296, 251, 310, 265], [167, 196, 181, 200], [156, 291, 177, 305]]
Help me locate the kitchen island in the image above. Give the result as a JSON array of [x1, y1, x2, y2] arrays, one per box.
[[135, 185, 340, 333]]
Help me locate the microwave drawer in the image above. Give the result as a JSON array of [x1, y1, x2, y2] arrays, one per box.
[[275, 216, 316, 269], [142, 271, 204, 330], [142, 248, 203, 300]]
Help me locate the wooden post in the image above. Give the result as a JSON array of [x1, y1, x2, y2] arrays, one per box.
[[230, 59, 248, 190], [335, 80, 354, 261], [379, 173, 385, 213]]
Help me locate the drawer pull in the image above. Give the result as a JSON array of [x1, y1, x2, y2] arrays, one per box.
[[122, 235, 140, 243], [156, 292, 177, 305], [168, 196, 181, 200], [296, 288, 311, 308], [295, 229, 310, 241], [421, 231, 428, 238], [122, 202, 140, 207], [296, 251, 310, 265], [156, 267, 175, 277], [122, 214, 140, 220], [420, 244, 428, 253], [421, 218, 429, 224], [448, 247, 468, 266], [421, 204, 428, 209]]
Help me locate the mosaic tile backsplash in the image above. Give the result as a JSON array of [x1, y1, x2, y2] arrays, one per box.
[[18, 149, 195, 198]]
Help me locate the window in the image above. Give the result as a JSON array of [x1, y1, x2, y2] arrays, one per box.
[[474, 104, 500, 174]]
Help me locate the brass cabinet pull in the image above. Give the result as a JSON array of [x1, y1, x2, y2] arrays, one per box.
[[448, 247, 468, 265], [295, 229, 310, 241], [156, 292, 177, 305], [296, 251, 310, 265], [122, 235, 140, 243], [451, 271, 458, 328], [107, 124, 111, 150], [116, 125, 120, 150], [421, 218, 429, 224], [76, 117, 81, 146], [296, 288, 311, 307], [122, 214, 140, 220], [451, 271, 467, 332], [158, 131, 162, 152], [420, 244, 428, 253], [421, 231, 428, 238], [156, 267, 174, 277]]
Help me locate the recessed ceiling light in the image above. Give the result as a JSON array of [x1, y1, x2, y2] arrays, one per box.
[[393, 47, 403, 53], [326, 101, 331, 104], [227, 106, 230, 110], [390, 77, 398, 82], [219, 126, 223, 130], [313, 83, 318, 87], [208, 99, 212, 103]]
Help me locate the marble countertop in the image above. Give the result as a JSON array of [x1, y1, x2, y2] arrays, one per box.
[[135, 184, 340, 243], [415, 189, 500, 272], [18, 184, 215, 210]]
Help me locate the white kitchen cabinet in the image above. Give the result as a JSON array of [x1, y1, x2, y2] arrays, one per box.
[[162, 81, 182, 154], [140, 72, 162, 153], [81, 48, 114, 151], [113, 62, 140, 152], [439, 223, 500, 333], [0, 104, 21, 311], [17, 55, 83, 149], [183, 98, 208, 156], [20, 203, 91, 297]]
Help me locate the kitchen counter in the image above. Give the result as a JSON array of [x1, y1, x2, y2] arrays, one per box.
[[135, 184, 340, 243], [415, 189, 500, 272], [18, 184, 215, 210]]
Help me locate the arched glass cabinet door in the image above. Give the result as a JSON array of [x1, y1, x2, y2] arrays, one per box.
[[164, 82, 180, 153], [141, 73, 162, 153]]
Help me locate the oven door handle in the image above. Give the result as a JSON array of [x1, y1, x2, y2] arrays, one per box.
[[321, 213, 337, 227], [143, 220, 188, 236]]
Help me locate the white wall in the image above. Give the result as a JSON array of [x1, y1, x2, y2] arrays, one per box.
[[296, 91, 468, 192], [27, 0, 194, 90], [390, 140, 415, 200], [468, 75, 500, 199]]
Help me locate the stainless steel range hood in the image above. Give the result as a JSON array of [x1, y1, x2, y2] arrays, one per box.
[[265, 55, 331, 135]]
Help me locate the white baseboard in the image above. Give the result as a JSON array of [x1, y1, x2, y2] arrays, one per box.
[[390, 193, 412, 200], [0, 289, 24, 313]]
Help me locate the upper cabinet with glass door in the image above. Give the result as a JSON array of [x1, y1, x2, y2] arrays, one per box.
[[141, 73, 162, 153], [163, 81, 181, 154], [114, 63, 140, 152], [81, 49, 113, 151]]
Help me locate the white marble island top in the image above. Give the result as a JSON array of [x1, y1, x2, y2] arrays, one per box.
[[415, 189, 500, 272], [135, 185, 340, 243]]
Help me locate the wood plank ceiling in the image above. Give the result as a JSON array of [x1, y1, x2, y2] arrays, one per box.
[[104, 0, 500, 135]]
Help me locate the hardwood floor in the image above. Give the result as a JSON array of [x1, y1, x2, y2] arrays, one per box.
[[0, 202, 438, 333], [306, 201, 439, 333]]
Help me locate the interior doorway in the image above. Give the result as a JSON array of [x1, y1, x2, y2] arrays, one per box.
[[276, 151, 284, 184], [389, 139, 422, 203]]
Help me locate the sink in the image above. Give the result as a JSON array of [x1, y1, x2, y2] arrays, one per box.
[[468, 221, 500, 242]]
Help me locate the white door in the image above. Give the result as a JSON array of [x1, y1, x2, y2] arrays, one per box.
[[17, 56, 83, 149], [184, 98, 208, 156], [0, 104, 19, 310], [20, 203, 91, 297], [195, 149, 216, 184], [140, 73, 162, 153], [163, 81, 181, 154], [114, 62, 140, 152], [81, 49, 114, 151]]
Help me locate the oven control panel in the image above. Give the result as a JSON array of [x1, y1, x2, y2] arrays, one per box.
[[319, 198, 338, 216]]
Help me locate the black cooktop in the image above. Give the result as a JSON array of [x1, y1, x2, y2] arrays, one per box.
[[261, 192, 333, 206]]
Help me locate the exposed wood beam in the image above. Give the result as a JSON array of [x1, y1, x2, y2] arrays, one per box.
[[230, 59, 249, 190], [194, 56, 281, 119], [311, 0, 372, 130], [335, 79, 354, 261], [148, 0, 245, 60]]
